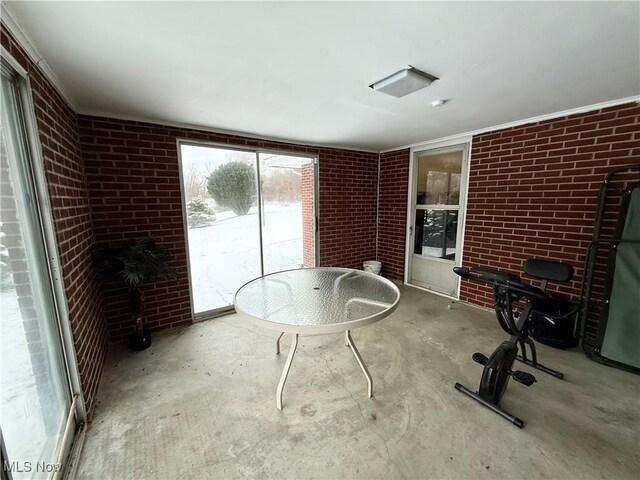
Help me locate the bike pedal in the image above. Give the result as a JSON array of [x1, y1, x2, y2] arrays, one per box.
[[512, 371, 536, 386], [472, 352, 489, 366]]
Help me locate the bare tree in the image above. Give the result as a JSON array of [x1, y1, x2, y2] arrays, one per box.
[[261, 169, 301, 204], [183, 161, 208, 203]]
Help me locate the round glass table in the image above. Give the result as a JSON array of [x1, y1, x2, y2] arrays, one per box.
[[234, 267, 400, 409]]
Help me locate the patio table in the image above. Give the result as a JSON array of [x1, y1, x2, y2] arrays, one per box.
[[234, 267, 401, 410]]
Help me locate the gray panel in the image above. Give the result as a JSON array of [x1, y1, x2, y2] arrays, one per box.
[[601, 188, 640, 369]]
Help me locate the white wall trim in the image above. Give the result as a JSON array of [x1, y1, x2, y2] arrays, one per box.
[[381, 95, 640, 154], [0, 2, 77, 109]]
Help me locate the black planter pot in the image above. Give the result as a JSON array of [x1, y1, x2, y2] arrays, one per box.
[[130, 289, 151, 351], [131, 322, 152, 351]]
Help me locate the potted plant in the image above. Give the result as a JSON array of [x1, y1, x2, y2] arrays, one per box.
[[93, 237, 174, 351]]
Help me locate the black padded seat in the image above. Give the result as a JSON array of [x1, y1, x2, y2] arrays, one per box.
[[524, 258, 574, 283]]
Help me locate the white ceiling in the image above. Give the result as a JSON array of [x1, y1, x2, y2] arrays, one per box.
[[5, 1, 639, 151]]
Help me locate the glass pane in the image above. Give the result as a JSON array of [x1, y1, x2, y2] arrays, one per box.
[[181, 145, 261, 312], [1, 75, 70, 477], [414, 209, 458, 260], [259, 153, 315, 274], [416, 151, 462, 205]]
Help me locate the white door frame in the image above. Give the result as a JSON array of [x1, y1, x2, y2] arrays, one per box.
[[404, 136, 472, 299]]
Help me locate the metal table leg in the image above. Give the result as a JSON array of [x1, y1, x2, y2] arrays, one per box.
[[346, 329, 373, 398], [276, 332, 284, 355], [276, 333, 298, 410]]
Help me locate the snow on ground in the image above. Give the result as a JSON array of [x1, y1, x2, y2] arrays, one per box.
[[422, 247, 456, 257], [187, 203, 304, 312], [0, 204, 303, 468], [1, 289, 65, 477], [1, 203, 304, 465]]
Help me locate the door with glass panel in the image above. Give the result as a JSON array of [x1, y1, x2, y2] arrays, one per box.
[[179, 143, 317, 316], [1, 65, 75, 477], [408, 146, 468, 297]]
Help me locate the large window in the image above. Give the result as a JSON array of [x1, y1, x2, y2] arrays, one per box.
[[1, 59, 77, 477], [179, 143, 317, 315]]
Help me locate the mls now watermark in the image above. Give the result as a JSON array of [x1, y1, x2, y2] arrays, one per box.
[[4, 461, 62, 474]]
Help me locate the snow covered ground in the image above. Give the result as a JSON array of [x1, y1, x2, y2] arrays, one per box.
[[0, 203, 304, 468], [422, 247, 456, 258], [0, 288, 65, 478], [187, 203, 304, 312]]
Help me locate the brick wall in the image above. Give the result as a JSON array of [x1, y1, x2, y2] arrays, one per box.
[[375, 103, 639, 341], [463, 102, 640, 341], [463, 103, 640, 310], [1, 23, 107, 415], [78, 115, 379, 340], [318, 148, 379, 269], [301, 162, 315, 267], [378, 149, 410, 280]]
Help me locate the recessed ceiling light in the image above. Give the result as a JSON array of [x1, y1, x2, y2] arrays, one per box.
[[369, 66, 438, 98], [431, 99, 447, 107]]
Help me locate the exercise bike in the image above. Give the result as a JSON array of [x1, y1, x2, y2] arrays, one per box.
[[453, 259, 580, 428]]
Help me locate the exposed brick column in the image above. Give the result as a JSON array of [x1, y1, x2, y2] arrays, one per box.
[[316, 148, 378, 269], [378, 149, 410, 280], [301, 162, 315, 267]]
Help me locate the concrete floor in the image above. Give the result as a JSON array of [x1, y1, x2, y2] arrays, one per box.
[[77, 285, 640, 479]]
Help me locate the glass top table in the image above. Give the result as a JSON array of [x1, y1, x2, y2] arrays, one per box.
[[234, 267, 400, 410]]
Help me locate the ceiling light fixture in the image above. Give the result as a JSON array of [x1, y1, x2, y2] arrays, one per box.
[[369, 66, 439, 98], [431, 99, 446, 107]]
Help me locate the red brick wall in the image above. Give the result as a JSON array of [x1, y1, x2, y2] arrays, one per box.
[[301, 162, 315, 267], [1, 23, 107, 416], [319, 149, 379, 268], [378, 149, 410, 280], [78, 115, 379, 340], [462, 102, 640, 317], [374, 104, 639, 340]]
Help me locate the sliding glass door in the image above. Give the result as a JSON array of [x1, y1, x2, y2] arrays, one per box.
[[179, 143, 317, 315], [1, 63, 75, 478], [258, 153, 316, 275], [179, 145, 261, 313]]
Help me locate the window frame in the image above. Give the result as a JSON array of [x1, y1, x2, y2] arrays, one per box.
[[1, 46, 86, 474], [176, 139, 320, 321]]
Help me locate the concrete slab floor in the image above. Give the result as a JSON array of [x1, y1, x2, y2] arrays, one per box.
[[77, 285, 640, 479]]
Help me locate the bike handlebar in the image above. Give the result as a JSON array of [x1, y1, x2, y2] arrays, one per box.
[[454, 265, 562, 303]]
